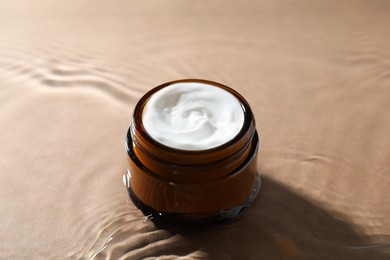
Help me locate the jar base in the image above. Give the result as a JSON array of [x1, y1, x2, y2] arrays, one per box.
[[124, 170, 261, 224]]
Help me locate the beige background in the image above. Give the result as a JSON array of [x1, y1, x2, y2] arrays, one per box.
[[0, 0, 389, 259]]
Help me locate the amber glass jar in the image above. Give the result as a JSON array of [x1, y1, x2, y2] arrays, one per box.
[[125, 79, 260, 223]]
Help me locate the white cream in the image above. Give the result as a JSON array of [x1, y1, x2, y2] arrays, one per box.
[[142, 82, 245, 150]]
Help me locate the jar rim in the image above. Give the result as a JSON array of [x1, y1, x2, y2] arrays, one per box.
[[132, 79, 255, 155]]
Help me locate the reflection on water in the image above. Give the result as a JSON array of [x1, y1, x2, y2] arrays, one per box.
[[88, 177, 390, 259]]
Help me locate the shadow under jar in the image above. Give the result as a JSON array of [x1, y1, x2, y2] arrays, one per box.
[[125, 79, 260, 223]]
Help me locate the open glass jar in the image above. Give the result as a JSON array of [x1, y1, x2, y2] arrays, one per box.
[[125, 79, 260, 223]]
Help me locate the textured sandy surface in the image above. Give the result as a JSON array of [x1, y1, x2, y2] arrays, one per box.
[[1, 0, 390, 259]]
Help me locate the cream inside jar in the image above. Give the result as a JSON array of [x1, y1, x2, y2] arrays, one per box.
[[142, 82, 245, 150]]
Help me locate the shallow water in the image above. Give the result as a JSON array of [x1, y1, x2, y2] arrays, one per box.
[[0, 0, 390, 259]]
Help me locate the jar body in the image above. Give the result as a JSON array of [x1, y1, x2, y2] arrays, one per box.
[[125, 79, 260, 222]]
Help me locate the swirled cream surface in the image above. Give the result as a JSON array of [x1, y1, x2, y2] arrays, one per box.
[[142, 82, 245, 150]]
